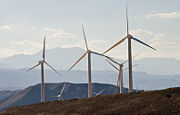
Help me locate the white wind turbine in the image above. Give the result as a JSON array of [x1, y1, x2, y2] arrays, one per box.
[[92, 89, 105, 96], [106, 57, 138, 94], [106, 59, 125, 94], [68, 24, 110, 97], [57, 82, 66, 100], [26, 36, 61, 102], [51, 82, 66, 101], [103, 4, 156, 93]]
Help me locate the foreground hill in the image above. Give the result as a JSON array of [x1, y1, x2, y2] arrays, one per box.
[[0, 82, 130, 112], [2, 87, 180, 115]]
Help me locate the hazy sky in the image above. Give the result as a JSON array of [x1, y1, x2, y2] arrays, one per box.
[[0, 0, 180, 59]]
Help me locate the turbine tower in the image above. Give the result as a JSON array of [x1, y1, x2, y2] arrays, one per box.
[[68, 24, 109, 97], [26, 36, 61, 102], [103, 4, 156, 93]]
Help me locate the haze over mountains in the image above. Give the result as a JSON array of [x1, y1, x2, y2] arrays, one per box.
[[0, 68, 179, 91], [0, 47, 180, 75], [0, 47, 179, 91]]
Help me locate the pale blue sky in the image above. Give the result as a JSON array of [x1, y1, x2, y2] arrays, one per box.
[[0, 0, 180, 59]]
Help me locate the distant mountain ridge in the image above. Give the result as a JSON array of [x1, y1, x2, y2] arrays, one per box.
[[0, 47, 179, 75], [0, 68, 179, 91], [0, 90, 17, 101], [0, 82, 129, 112]]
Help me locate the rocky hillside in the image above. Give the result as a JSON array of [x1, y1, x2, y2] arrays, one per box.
[[2, 87, 180, 115], [0, 82, 130, 112]]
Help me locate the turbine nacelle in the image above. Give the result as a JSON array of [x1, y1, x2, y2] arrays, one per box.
[[39, 60, 45, 64], [87, 50, 92, 53], [127, 34, 133, 39], [120, 64, 123, 67]]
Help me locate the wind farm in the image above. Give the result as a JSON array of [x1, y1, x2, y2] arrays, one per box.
[[0, 0, 180, 114]]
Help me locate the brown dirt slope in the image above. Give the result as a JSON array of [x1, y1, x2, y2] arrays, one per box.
[[2, 87, 180, 115]]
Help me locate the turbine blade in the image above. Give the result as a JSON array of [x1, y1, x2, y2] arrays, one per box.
[[26, 63, 40, 72], [43, 36, 46, 60], [123, 64, 138, 71], [107, 57, 120, 65], [106, 59, 119, 71], [60, 82, 66, 96], [123, 67, 128, 72], [121, 53, 140, 64], [44, 61, 61, 76], [126, 3, 129, 34], [91, 51, 110, 58], [132, 64, 138, 68], [132, 53, 140, 59], [97, 89, 104, 95], [68, 51, 88, 71], [103, 37, 127, 54], [121, 60, 128, 65], [132, 37, 156, 51], [92, 91, 97, 95], [82, 24, 89, 51]]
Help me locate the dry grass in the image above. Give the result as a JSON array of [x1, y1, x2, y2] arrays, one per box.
[[2, 87, 180, 115]]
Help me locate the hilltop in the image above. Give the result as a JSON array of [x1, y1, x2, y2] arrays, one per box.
[[2, 87, 180, 115], [0, 82, 130, 112]]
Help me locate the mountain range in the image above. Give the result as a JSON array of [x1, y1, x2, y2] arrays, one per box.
[[0, 47, 179, 112], [0, 68, 179, 91], [0, 47, 180, 75]]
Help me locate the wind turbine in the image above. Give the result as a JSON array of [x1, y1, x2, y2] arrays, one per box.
[[26, 36, 61, 102], [103, 4, 156, 93], [68, 24, 110, 97], [106, 56, 138, 94], [92, 89, 105, 96], [51, 82, 66, 101], [106, 59, 125, 94], [58, 82, 66, 100]]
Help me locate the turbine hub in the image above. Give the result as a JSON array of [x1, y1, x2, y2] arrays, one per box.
[[39, 60, 45, 64], [120, 64, 123, 67], [87, 50, 92, 53], [127, 34, 133, 39]]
